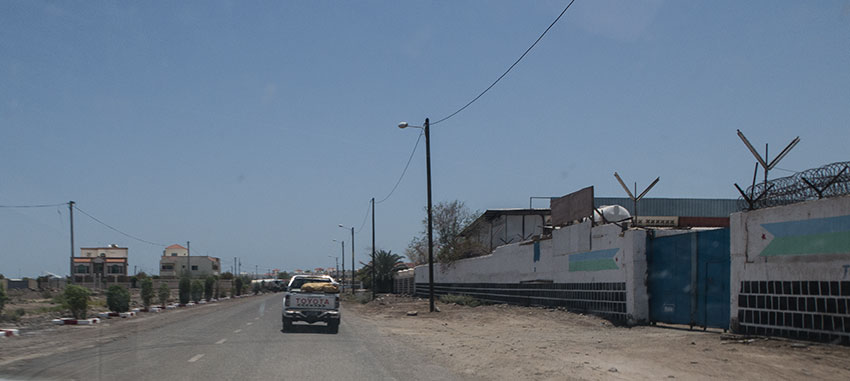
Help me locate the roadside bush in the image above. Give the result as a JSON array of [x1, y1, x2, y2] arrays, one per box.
[[234, 278, 243, 296], [190, 280, 203, 303], [178, 275, 191, 304], [63, 285, 90, 319], [0, 282, 8, 314], [157, 282, 170, 306], [204, 276, 215, 301], [252, 282, 260, 295], [40, 289, 53, 299], [439, 294, 486, 307], [140, 278, 154, 309], [106, 285, 130, 313]]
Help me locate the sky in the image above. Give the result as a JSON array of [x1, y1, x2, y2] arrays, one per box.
[[2, 0, 849, 278]]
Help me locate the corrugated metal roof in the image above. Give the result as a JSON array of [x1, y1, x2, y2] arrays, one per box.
[[593, 197, 741, 217]]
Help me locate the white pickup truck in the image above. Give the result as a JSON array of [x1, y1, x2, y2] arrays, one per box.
[[282, 275, 340, 333]]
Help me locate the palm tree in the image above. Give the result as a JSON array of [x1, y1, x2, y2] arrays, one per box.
[[357, 250, 407, 293]]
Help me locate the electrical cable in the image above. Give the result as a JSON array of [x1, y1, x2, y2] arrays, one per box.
[[73, 205, 167, 247], [431, 0, 576, 126], [355, 199, 371, 234], [0, 202, 66, 208], [376, 131, 424, 204]]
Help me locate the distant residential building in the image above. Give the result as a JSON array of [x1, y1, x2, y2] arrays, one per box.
[[159, 244, 221, 277], [73, 244, 129, 280]]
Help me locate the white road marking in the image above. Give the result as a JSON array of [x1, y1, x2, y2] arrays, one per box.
[[258, 302, 266, 317], [246, 322, 253, 326], [188, 354, 204, 363], [254, 317, 260, 320], [234, 329, 242, 333], [215, 338, 227, 344]]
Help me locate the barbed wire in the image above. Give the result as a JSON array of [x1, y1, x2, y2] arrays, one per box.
[[740, 161, 850, 210]]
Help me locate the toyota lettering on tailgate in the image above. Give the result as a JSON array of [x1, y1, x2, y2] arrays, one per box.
[[294, 296, 330, 308]]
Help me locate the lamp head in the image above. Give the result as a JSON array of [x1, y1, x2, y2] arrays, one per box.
[[398, 122, 409, 129], [338, 224, 344, 228]]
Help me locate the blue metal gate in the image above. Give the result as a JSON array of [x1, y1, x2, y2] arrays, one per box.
[[647, 228, 730, 329]]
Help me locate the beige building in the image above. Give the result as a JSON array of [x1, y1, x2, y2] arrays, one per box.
[[159, 244, 221, 277], [73, 244, 129, 281]]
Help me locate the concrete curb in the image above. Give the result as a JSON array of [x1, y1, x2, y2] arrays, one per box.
[[1, 328, 20, 337], [51, 318, 101, 325]]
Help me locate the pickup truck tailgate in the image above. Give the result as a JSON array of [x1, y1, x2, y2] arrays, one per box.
[[290, 293, 336, 309]]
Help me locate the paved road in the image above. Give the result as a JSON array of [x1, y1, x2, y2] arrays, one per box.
[[0, 294, 461, 380]]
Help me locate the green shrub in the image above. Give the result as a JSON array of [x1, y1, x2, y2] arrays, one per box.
[[140, 278, 154, 309], [157, 282, 170, 306], [0, 283, 8, 314], [190, 280, 203, 303], [439, 294, 485, 307], [40, 289, 53, 299], [178, 276, 191, 304], [106, 285, 130, 313], [234, 278, 243, 296], [63, 285, 90, 319], [204, 276, 215, 301]]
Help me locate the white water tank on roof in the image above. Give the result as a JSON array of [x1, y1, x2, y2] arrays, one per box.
[[593, 205, 631, 224]]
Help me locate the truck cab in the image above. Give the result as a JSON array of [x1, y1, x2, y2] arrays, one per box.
[[282, 275, 340, 333]]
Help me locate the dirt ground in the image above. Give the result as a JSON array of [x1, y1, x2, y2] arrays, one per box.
[[347, 294, 850, 381], [1, 288, 151, 332]]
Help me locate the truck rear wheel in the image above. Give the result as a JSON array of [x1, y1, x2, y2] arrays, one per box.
[[327, 321, 339, 334], [282, 318, 293, 332]]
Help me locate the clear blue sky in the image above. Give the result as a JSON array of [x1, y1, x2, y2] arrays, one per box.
[[2, 1, 849, 278]]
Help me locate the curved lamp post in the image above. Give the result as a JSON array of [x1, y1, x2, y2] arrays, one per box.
[[398, 118, 435, 313]]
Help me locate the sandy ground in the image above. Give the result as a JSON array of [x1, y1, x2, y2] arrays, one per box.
[[347, 294, 850, 381]]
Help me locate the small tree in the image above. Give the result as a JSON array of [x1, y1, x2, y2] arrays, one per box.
[[178, 275, 191, 304], [204, 276, 215, 301], [63, 285, 90, 319], [234, 277, 243, 296], [252, 282, 261, 295], [140, 278, 154, 309], [0, 282, 9, 315], [191, 280, 203, 303], [277, 271, 290, 280], [106, 285, 130, 313], [157, 282, 170, 306]]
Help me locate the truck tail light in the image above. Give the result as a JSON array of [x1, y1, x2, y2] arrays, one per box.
[[335, 295, 340, 309], [284, 295, 290, 307]]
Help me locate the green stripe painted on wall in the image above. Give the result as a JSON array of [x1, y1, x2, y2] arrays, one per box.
[[760, 231, 850, 256], [569, 259, 619, 272]]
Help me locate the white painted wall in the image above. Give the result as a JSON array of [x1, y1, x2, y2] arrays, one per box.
[[415, 220, 654, 322], [729, 195, 850, 328]]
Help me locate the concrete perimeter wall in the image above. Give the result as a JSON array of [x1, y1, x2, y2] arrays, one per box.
[[414, 220, 654, 324], [730, 195, 850, 343]]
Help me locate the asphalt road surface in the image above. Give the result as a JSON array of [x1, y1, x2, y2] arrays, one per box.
[[0, 294, 461, 380]]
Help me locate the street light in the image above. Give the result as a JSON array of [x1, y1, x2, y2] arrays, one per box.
[[398, 118, 435, 313], [332, 239, 345, 292], [338, 224, 354, 293]]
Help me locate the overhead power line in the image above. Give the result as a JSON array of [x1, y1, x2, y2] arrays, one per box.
[[73, 205, 167, 247], [355, 199, 372, 234], [0, 202, 66, 208], [432, 0, 577, 126], [376, 131, 424, 204]]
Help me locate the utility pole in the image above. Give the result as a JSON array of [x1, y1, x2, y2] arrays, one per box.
[[187, 241, 191, 279], [341, 240, 346, 292], [255, 265, 258, 279], [350, 226, 354, 293], [69, 201, 75, 283], [238, 258, 241, 276], [371, 197, 376, 300], [425, 118, 435, 313]]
